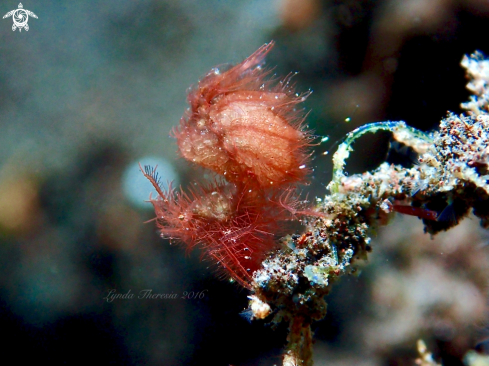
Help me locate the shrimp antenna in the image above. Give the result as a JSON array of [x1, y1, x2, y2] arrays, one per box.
[[139, 163, 166, 198]]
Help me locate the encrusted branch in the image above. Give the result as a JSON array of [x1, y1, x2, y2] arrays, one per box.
[[248, 51, 489, 365]]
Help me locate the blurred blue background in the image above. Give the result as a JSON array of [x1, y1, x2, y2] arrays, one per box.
[[1, 1, 489, 365]]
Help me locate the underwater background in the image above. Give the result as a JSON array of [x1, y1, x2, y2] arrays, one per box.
[[1, 1, 489, 365]]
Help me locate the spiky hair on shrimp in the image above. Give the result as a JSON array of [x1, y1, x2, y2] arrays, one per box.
[[174, 41, 314, 189], [141, 41, 315, 288], [141, 164, 301, 289]]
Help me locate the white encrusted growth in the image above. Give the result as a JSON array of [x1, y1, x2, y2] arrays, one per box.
[[461, 51, 489, 114]]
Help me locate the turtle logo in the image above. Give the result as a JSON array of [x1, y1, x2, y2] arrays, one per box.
[[3, 3, 38, 32]]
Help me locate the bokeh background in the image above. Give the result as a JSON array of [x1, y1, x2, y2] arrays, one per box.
[[1, 0, 489, 365]]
